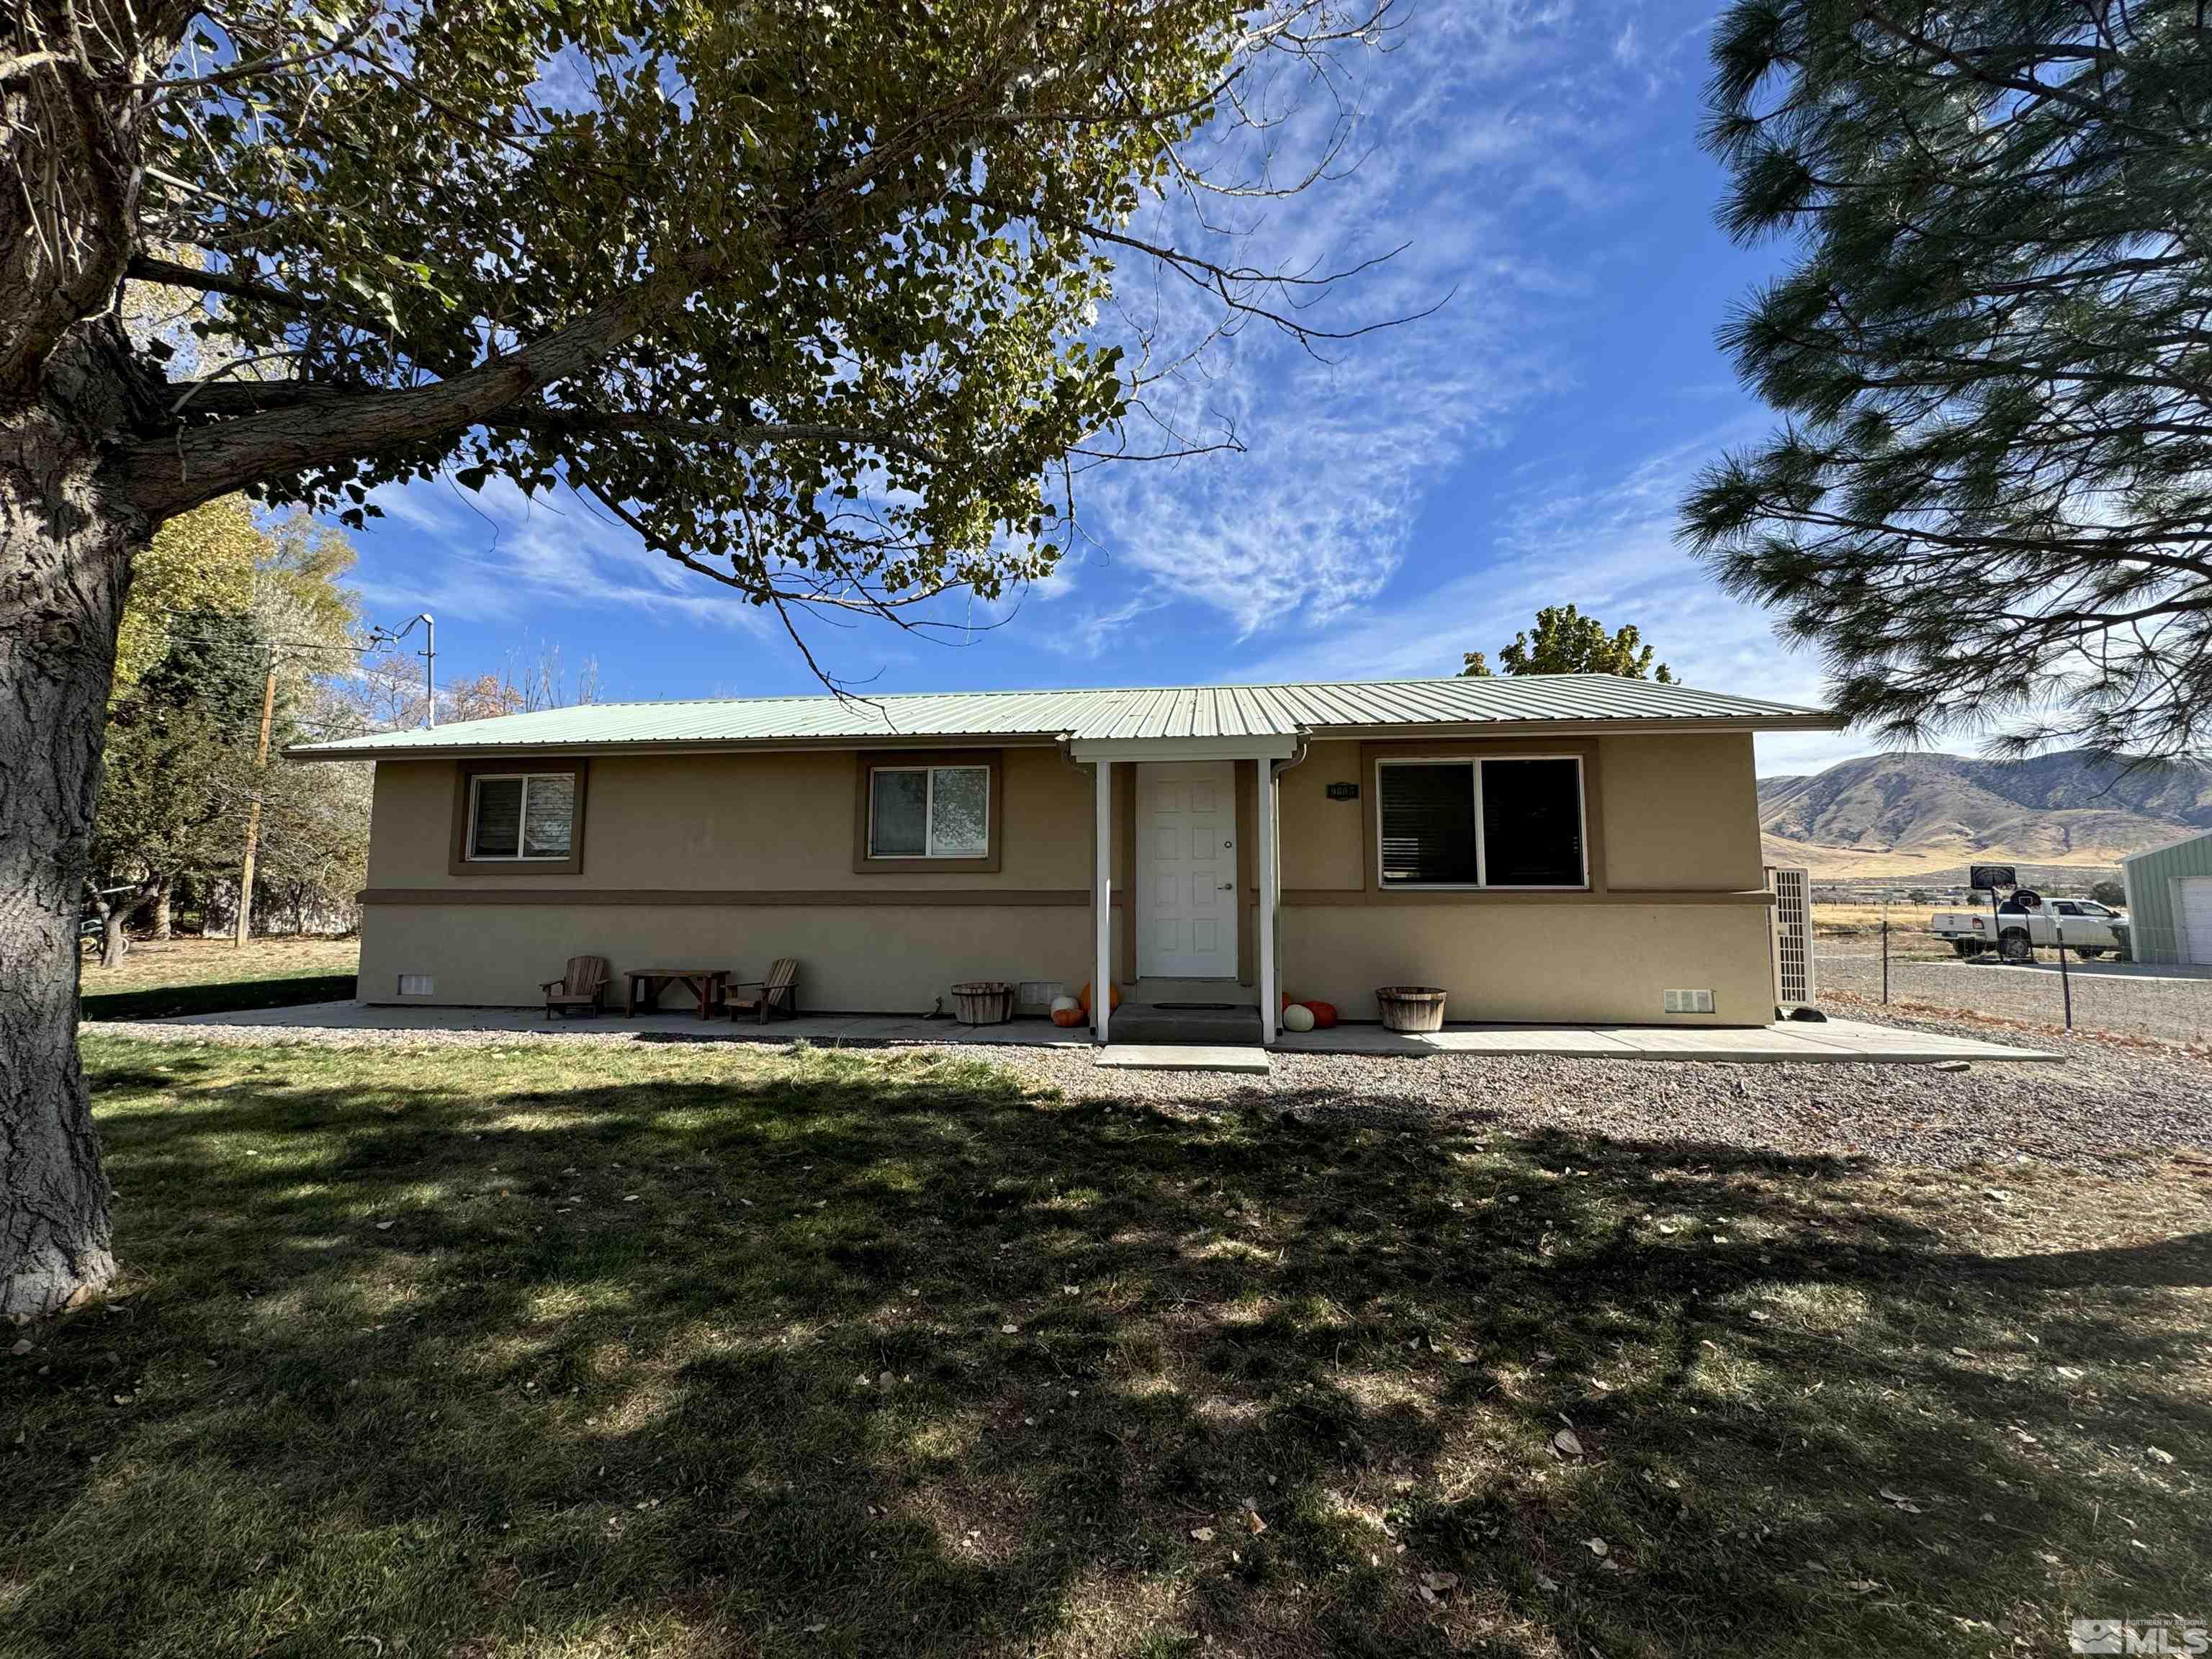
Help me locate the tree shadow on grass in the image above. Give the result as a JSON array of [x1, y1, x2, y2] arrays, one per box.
[[6, 1043, 2208, 1657]]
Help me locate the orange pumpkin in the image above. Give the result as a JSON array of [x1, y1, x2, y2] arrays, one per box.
[[1076, 980, 1122, 1015], [1305, 1000, 1339, 1029], [1051, 1005, 1086, 1028]]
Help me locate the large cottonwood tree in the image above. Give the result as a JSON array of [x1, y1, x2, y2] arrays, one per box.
[[0, 0, 1394, 1316]]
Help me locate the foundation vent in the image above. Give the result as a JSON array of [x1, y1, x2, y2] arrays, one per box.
[[397, 974, 435, 997], [1017, 980, 1066, 1017], [1663, 988, 1715, 1015]]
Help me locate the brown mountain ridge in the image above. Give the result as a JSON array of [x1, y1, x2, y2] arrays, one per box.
[[1755, 750, 2212, 878]]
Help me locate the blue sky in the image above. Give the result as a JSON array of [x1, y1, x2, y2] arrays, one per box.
[[343, 1, 1866, 778]]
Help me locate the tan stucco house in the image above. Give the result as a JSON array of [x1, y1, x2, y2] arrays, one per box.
[[291, 675, 1840, 1043]]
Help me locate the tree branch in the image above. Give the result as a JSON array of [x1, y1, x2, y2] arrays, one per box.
[[116, 272, 691, 517]]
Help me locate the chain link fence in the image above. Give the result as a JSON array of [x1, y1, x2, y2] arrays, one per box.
[[1815, 909, 2212, 1047]]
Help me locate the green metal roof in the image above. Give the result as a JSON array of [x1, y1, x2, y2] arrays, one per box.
[[289, 674, 1840, 759]]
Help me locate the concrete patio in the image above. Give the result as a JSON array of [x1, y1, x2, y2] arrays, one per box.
[[126, 999, 2062, 1064]]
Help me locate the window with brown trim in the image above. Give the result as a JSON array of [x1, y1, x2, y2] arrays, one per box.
[[467, 773, 576, 860], [1376, 755, 1586, 889], [850, 750, 1004, 874], [449, 758, 588, 876], [867, 765, 990, 858]]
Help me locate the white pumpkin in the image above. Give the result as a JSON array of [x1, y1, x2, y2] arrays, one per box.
[[1050, 995, 1080, 1016], [1280, 1003, 1316, 1033]]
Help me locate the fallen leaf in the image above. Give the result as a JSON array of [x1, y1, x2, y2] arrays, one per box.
[[2146, 1446, 2175, 1465], [1584, 1537, 1608, 1557], [1552, 1429, 1584, 1459], [9, 1339, 30, 1357], [1190, 1527, 1215, 1542]]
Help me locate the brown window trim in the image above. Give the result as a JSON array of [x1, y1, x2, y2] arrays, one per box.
[[1359, 737, 1606, 902], [851, 749, 1004, 874], [449, 757, 589, 877]]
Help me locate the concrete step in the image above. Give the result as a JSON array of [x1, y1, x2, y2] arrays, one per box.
[[1109, 1002, 1263, 1046], [1097, 1044, 1269, 1074]]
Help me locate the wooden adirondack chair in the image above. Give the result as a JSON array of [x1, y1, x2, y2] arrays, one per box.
[[727, 957, 799, 1024], [541, 954, 611, 1018]]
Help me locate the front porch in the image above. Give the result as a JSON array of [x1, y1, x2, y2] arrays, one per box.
[[1076, 734, 1299, 1048]]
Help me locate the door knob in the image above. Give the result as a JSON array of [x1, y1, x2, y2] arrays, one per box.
[[1218, 881, 1235, 891]]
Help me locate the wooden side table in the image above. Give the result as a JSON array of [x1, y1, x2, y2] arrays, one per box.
[[624, 968, 729, 1019]]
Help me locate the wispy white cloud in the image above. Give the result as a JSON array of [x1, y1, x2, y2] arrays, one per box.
[[1070, 0, 1691, 645], [350, 474, 773, 637], [1231, 421, 1879, 774], [1040, 593, 1172, 660]]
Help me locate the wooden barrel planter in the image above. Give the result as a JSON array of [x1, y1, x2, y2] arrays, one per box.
[[1375, 985, 1447, 1033], [951, 981, 1015, 1026]]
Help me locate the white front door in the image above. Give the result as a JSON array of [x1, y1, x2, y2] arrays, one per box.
[[1139, 761, 1238, 979]]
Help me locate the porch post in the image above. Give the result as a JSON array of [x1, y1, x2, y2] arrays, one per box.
[[1258, 762, 1278, 1046], [1094, 760, 1112, 1044]]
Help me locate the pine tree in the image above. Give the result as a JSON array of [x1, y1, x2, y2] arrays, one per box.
[[1681, 1, 2212, 760]]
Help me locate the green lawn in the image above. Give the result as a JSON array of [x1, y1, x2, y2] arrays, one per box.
[[78, 935, 358, 1022], [4, 1039, 2207, 1657]]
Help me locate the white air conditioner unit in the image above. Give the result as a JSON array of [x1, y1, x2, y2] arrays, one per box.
[[1766, 866, 1815, 1010]]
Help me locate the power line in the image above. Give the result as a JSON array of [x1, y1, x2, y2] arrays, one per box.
[[156, 632, 377, 656]]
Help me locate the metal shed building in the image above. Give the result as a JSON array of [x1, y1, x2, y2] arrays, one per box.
[[2121, 829, 2212, 966]]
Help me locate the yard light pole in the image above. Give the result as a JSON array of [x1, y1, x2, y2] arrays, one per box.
[[369, 612, 436, 728]]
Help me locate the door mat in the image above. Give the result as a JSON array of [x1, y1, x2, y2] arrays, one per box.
[[1151, 1002, 1241, 1011]]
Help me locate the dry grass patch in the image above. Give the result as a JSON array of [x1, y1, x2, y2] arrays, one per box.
[[77, 933, 358, 992], [2, 1038, 2206, 1657], [78, 935, 359, 1020]]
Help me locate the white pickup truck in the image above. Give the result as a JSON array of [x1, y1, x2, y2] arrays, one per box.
[[1928, 898, 2131, 961]]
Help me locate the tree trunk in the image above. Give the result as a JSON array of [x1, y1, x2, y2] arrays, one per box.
[[1, 364, 143, 1321], [150, 874, 174, 940], [99, 907, 130, 968]]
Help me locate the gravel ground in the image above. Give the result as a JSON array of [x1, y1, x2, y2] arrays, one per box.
[[84, 1004, 2212, 1173], [1820, 945, 2212, 1046]]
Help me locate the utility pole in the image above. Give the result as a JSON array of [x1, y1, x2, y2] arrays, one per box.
[[234, 644, 279, 948]]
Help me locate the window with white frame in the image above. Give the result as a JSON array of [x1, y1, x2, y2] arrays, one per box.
[[1377, 757, 1586, 889], [868, 764, 990, 859], [467, 773, 576, 860]]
